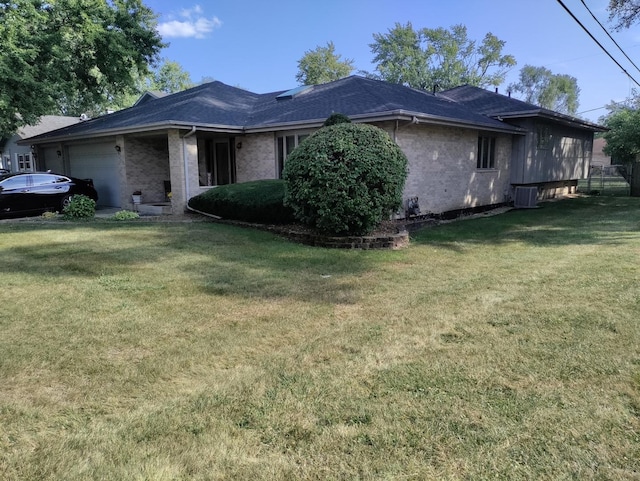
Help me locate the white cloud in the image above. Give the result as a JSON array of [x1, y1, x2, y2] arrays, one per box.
[[157, 5, 221, 39]]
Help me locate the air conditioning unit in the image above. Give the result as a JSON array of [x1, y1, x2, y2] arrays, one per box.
[[514, 186, 538, 208]]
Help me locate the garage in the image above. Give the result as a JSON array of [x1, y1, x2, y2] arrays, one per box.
[[68, 142, 121, 207]]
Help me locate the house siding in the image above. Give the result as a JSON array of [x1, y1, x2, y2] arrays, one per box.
[[396, 124, 511, 214], [235, 133, 277, 182], [225, 122, 512, 217], [509, 119, 592, 184]]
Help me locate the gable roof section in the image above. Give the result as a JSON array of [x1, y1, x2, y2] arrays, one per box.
[[441, 85, 606, 132], [133, 90, 168, 107], [25, 77, 530, 144], [17, 115, 81, 139]]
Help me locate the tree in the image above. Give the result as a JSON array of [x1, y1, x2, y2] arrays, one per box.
[[0, 0, 164, 137], [602, 107, 640, 195], [151, 59, 194, 94], [95, 59, 194, 114], [283, 122, 408, 235], [508, 65, 580, 115], [608, 0, 640, 29], [295, 42, 355, 85], [366, 23, 516, 91]]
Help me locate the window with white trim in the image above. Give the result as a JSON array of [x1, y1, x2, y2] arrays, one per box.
[[16, 153, 33, 172], [477, 135, 496, 170], [276, 133, 310, 178]]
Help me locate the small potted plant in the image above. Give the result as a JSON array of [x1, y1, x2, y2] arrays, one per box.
[[132, 190, 142, 204]]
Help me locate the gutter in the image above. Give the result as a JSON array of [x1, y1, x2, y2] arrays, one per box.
[[245, 110, 525, 135], [18, 121, 244, 146]]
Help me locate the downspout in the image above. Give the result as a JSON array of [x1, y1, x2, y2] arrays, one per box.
[[394, 116, 419, 142], [182, 126, 197, 202]]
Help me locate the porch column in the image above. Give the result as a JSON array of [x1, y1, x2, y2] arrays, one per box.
[[168, 129, 199, 214]]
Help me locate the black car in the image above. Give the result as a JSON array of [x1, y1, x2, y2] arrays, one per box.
[[0, 172, 98, 217]]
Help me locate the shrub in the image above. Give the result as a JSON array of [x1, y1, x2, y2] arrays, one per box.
[[111, 210, 140, 221], [62, 194, 96, 220], [188, 180, 296, 224], [283, 123, 408, 235], [323, 113, 352, 127]]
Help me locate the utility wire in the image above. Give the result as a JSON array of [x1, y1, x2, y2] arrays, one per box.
[[579, 0, 640, 77], [556, 0, 640, 88]]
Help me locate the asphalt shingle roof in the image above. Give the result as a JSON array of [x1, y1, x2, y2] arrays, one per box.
[[32, 76, 606, 144], [440, 85, 605, 131]]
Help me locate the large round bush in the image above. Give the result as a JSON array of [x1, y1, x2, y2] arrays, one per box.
[[283, 123, 408, 235]]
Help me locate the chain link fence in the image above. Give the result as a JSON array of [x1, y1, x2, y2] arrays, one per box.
[[578, 164, 631, 196]]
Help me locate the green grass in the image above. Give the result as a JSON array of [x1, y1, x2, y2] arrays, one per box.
[[1, 196, 640, 480]]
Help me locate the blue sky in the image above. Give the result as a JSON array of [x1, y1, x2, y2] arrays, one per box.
[[145, 0, 640, 123]]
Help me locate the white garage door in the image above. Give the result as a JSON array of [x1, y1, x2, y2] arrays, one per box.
[[69, 143, 121, 207]]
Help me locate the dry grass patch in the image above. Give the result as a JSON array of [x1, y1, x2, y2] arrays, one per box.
[[1, 196, 640, 480]]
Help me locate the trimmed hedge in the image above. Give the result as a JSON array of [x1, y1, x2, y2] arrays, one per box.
[[283, 122, 408, 236], [187, 179, 296, 224]]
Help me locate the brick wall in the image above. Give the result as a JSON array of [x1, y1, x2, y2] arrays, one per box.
[[235, 133, 277, 182], [396, 123, 511, 215], [123, 136, 171, 207]]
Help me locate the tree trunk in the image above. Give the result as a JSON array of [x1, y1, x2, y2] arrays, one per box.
[[631, 161, 640, 196]]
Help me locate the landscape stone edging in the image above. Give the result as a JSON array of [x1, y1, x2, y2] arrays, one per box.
[[200, 217, 410, 250]]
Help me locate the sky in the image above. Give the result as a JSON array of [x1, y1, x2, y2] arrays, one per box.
[[143, 0, 640, 123]]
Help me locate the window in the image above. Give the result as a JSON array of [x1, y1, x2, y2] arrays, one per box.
[[31, 174, 68, 186], [16, 153, 33, 172], [477, 136, 496, 169], [0, 175, 29, 190], [276, 133, 310, 178], [537, 125, 551, 150]]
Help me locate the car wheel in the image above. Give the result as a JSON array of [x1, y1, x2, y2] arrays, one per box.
[[60, 194, 73, 211]]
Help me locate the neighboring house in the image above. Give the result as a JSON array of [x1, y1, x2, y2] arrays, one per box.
[[21, 76, 605, 216], [591, 137, 612, 167], [1, 115, 81, 173], [133, 90, 168, 107]]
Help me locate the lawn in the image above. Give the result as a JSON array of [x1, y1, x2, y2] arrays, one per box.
[[1, 196, 639, 480]]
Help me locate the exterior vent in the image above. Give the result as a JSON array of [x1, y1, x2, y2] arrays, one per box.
[[514, 186, 538, 208]]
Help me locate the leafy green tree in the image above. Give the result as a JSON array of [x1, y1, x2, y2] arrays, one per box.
[[602, 107, 640, 195], [508, 65, 580, 115], [104, 59, 193, 112], [608, 0, 640, 29], [151, 59, 194, 93], [0, 0, 164, 137], [366, 23, 515, 90], [296, 42, 355, 85]]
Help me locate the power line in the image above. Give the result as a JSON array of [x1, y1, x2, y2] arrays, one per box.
[[579, 0, 640, 77], [555, 0, 640, 88]]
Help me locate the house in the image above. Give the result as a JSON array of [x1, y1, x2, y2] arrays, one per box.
[[591, 137, 612, 167], [21, 76, 605, 216], [1, 115, 81, 173]]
